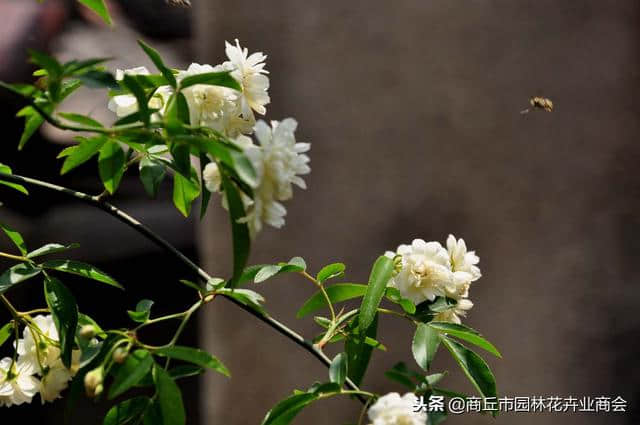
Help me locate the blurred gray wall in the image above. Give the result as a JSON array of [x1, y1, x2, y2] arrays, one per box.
[[195, 1, 640, 425]]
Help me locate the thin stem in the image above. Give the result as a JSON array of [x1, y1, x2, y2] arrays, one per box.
[[300, 271, 336, 322], [0, 252, 28, 262], [0, 171, 367, 403], [0, 295, 20, 319]]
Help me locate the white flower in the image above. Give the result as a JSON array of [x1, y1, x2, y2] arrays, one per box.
[[177, 63, 253, 137], [434, 298, 474, 324], [16, 315, 59, 370], [388, 239, 452, 304], [0, 357, 40, 407], [107, 66, 172, 119], [446, 234, 481, 282], [367, 392, 427, 425], [240, 119, 310, 235], [202, 162, 222, 193], [39, 360, 73, 403], [224, 39, 270, 119]]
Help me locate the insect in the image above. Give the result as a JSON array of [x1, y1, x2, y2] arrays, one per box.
[[521, 96, 554, 114]]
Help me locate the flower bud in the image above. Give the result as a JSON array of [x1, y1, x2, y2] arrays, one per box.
[[392, 254, 403, 277], [79, 325, 96, 339], [112, 347, 128, 364], [84, 367, 104, 397]]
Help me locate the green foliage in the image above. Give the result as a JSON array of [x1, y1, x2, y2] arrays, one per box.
[[179, 72, 241, 91], [44, 276, 78, 367], [127, 299, 154, 323], [297, 283, 367, 318], [77, 0, 112, 25], [154, 346, 230, 377], [329, 352, 347, 386], [0, 323, 13, 348], [139, 157, 166, 198], [221, 173, 250, 288], [103, 397, 150, 425], [98, 141, 126, 194], [316, 263, 345, 283], [428, 322, 501, 358], [440, 336, 497, 400], [154, 365, 186, 425], [59, 136, 107, 175], [412, 323, 440, 371], [0, 263, 42, 294], [358, 256, 394, 332], [41, 259, 123, 289], [0, 221, 28, 255], [109, 350, 154, 399], [26, 243, 79, 259], [0, 163, 28, 194], [172, 166, 200, 217], [345, 314, 378, 386]]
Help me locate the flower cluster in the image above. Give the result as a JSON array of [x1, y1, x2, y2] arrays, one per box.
[[367, 392, 427, 425], [109, 40, 309, 235], [0, 315, 79, 406], [386, 235, 481, 323]]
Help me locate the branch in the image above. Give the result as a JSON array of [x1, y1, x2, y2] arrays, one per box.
[[0, 171, 366, 402]]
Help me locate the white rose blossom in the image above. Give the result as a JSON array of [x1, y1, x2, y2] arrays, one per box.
[[367, 392, 427, 425], [107, 66, 173, 119], [177, 62, 253, 136], [387, 236, 481, 324], [12, 315, 80, 404], [0, 357, 40, 407], [223, 39, 270, 119], [202, 161, 222, 193], [239, 118, 310, 235]]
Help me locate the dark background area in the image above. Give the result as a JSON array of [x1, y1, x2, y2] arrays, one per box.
[[0, 1, 639, 425]]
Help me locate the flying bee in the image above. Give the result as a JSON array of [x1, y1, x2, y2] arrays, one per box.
[[521, 96, 553, 114]]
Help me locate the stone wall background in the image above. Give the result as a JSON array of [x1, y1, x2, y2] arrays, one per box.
[[195, 2, 640, 425]]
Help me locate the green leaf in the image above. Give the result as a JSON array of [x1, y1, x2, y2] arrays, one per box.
[[78, 312, 106, 338], [297, 283, 367, 318], [254, 265, 282, 283], [329, 352, 347, 386], [0, 221, 27, 255], [41, 259, 123, 289], [109, 350, 154, 399], [316, 263, 345, 283], [60, 136, 107, 175], [44, 276, 78, 368], [155, 346, 230, 377], [172, 167, 200, 217], [127, 299, 154, 323], [121, 75, 150, 125], [16, 106, 45, 150], [288, 257, 306, 270], [137, 40, 176, 88], [345, 314, 377, 386], [385, 287, 416, 315], [0, 263, 42, 294], [58, 112, 103, 128], [0, 163, 28, 195], [0, 323, 13, 348], [99, 141, 126, 194], [179, 72, 241, 91], [77, 0, 112, 25], [78, 70, 118, 89], [440, 335, 497, 399], [358, 256, 393, 332], [170, 144, 191, 177], [26, 243, 79, 259], [221, 174, 250, 288], [426, 372, 447, 386], [103, 396, 150, 425], [154, 365, 186, 425], [28, 49, 62, 78], [412, 323, 440, 371], [262, 393, 318, 425], [384, 362, 423, 389], [428, 322, 501, 358], [63, 57, 110, 76], [139, 157, 166, 199], [215, 287, 264, 313], [164, 92, 190, 133]]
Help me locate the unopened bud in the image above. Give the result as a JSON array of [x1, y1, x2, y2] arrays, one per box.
[[112, 347, 128, 364], [79, 325, 96, 339], [84, 367, 104, 397], [392, 255, 403, 277]]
